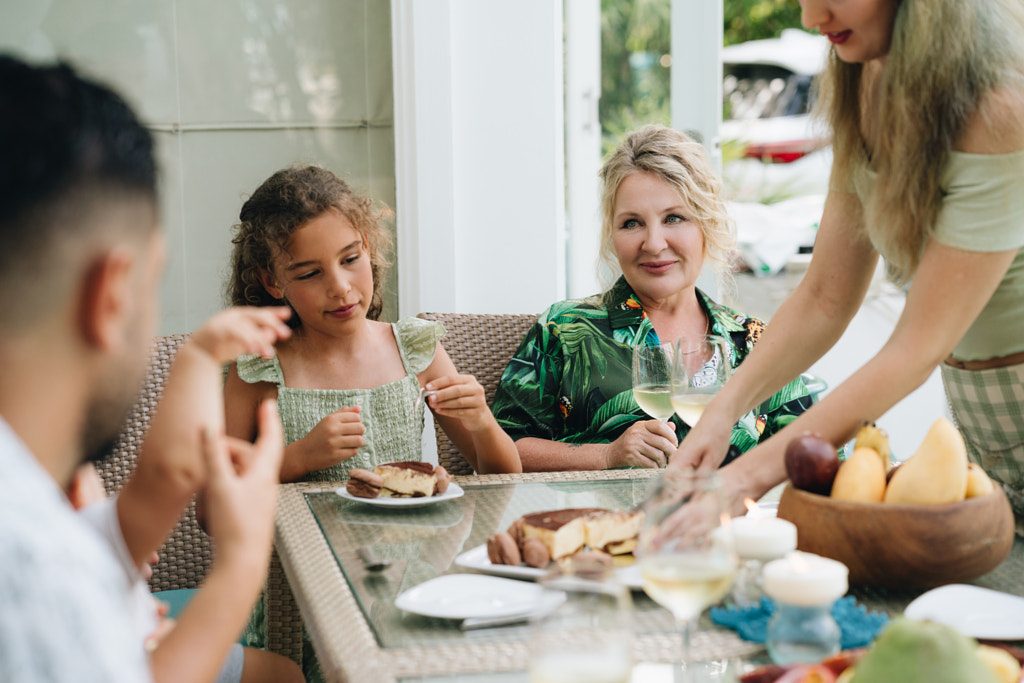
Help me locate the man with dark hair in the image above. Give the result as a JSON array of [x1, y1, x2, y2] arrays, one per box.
[[0, 56, 288, 682]]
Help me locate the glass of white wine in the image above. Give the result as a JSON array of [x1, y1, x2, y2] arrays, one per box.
[[632, 341, 676, 422], [671, 334, 731, 427], [637, 469, 737, 682], [527, 557, 634, 683]]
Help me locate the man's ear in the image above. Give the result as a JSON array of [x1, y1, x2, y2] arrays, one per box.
[[78, 247, 134, 351], [258, 269, 285, 301]]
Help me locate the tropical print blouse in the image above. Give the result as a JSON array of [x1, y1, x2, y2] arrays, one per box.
[[492, 276, 813, 465]]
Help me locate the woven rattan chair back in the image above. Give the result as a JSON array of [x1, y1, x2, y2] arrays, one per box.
[[417, 312, 537, 475], [94, 334, 211, 592]]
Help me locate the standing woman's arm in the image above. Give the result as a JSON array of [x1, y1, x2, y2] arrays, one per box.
[[672, 186, 879, 474]]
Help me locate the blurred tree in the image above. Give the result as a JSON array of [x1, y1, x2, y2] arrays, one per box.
[[724, 0, 804, 45], [600, 0, 806, 154]]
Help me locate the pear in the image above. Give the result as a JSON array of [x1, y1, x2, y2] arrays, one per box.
[[831, 447, 886, 503], [851, 619, 1000, 683], [965, 462, 996, 498], [883, 418, 968, 505], [854, 421, 892, 471]]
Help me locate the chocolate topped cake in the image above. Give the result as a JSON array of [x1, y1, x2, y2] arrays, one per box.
[[374, 461, 437, 497], [521, 508, 603, 559], [583, 510, 644, 555]]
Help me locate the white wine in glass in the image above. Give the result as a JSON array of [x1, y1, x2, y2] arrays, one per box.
[[671, 334, 731, 427], [637, 469, 737, 682], [632, 342, 675, 422]]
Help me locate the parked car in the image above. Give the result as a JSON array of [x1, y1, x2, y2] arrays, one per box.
[[721, 29, 829, 164]]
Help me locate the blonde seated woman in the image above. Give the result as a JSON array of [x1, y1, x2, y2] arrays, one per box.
[[492, 124, 813, 472]]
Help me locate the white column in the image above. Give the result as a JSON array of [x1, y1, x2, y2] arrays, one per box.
[[671, 0, 724, 299], [564, 0, 603, 300], [671, 0, 723, 172], [392, 0, 458, 317], [392, 0, 566, 316]]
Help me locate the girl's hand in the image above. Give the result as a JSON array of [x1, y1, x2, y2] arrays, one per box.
[[605, 420, 678, 469], [189, 306, 292, 365], [299, 406, 365, 471], [424, 374, 494, 432]]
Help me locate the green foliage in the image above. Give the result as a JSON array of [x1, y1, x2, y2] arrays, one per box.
[[600, 0, 806, 153], [724, 0, 804, 46]]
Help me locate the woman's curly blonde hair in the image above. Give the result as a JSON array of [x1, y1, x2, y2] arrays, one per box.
[[227, 165, 392, 324], [598, 124, 735, 294]]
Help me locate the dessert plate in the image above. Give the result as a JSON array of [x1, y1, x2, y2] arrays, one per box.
[[336, 482, 464, 508], [454, 543, 644, 590], [395, 574, 565, 620], [903, 584, 1024, 639]]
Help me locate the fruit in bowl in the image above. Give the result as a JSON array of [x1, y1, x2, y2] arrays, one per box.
[[779, 418, 1015, 588]]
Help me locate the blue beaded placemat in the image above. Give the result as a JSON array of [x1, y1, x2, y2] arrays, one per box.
[[710, 596, 889, 649]]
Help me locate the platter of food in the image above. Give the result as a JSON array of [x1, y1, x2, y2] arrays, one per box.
[[336, 462, 463, 508], [454, 543, 643, 589]]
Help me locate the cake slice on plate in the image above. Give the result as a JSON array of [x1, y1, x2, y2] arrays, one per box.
[[520, 508, 602, 560], [583, 510, 644, 555], [374, 461, 437, 497]]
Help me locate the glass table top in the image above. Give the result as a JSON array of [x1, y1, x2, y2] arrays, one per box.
[[305, 478, 683, 650]]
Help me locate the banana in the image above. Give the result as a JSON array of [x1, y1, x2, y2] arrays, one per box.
[[854, 421, 892, 471]]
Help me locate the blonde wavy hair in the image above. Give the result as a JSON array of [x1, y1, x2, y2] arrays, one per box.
[[598, 124, 736, 295], [816, 0, 1024, 283]]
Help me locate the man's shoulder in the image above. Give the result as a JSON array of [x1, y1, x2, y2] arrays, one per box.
[[0, 500, 150, 683]]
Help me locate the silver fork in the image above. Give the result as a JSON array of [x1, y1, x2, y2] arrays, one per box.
[[413, 387, 437, 415]]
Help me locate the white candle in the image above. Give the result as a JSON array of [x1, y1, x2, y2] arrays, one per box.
[[731, 514, 797, 561], [763, 552, 849, 607]]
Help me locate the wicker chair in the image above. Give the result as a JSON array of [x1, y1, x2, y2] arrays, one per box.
[[93, 334, 213, 592], [417, 312, 537, 475]]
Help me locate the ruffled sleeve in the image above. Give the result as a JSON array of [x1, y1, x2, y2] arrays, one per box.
[[235, 354, 285, 386], [394, 317, 446, 375]]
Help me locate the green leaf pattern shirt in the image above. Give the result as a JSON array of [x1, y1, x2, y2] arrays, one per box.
[[492, 277, 813, 465]]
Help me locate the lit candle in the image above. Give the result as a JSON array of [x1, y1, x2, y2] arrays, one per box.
[[762, 552, 849, 607], [731, 500, 798, 561]]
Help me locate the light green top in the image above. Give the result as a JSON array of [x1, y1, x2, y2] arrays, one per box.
[[236, 317, 446, 482], [853, 149, 1024, 360]]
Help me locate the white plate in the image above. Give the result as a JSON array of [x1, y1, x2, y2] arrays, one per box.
[[336, 482, 464, 508], [904, 584, 1024, 639], [395, 574, 564, 620], [454, 544, 644, 590]]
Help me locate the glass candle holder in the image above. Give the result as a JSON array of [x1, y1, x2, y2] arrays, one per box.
[[763, 552, 848, 665], [729, 508, 797, 608]]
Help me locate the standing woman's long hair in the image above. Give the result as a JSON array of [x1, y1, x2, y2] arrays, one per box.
[[816, 0, 1024, 284]]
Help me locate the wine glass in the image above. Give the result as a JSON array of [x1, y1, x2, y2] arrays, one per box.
[[671, 334, 731, 427], [632, 341, 675, 422], [527, 557, 634, 683], [637, 469, 737, 682]]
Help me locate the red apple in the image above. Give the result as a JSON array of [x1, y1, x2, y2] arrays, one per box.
[[784, 432, 841, 495]]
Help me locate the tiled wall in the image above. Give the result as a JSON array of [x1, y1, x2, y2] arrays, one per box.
[[2, 0, 396, 332]]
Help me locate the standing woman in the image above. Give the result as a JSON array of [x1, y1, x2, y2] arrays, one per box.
[[673, 0, 1024, 518]]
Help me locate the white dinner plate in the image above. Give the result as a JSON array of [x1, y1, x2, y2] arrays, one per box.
[[395, 574, 565, 620], [336, 482, 464, 508], [454, 543, 644, 590], [903, 584, 1024, 639]]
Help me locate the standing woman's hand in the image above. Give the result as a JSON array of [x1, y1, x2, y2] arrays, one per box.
[[668, 409, 734, 473]]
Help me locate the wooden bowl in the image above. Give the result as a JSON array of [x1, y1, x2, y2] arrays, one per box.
[[776, 484, 1015, 589]]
